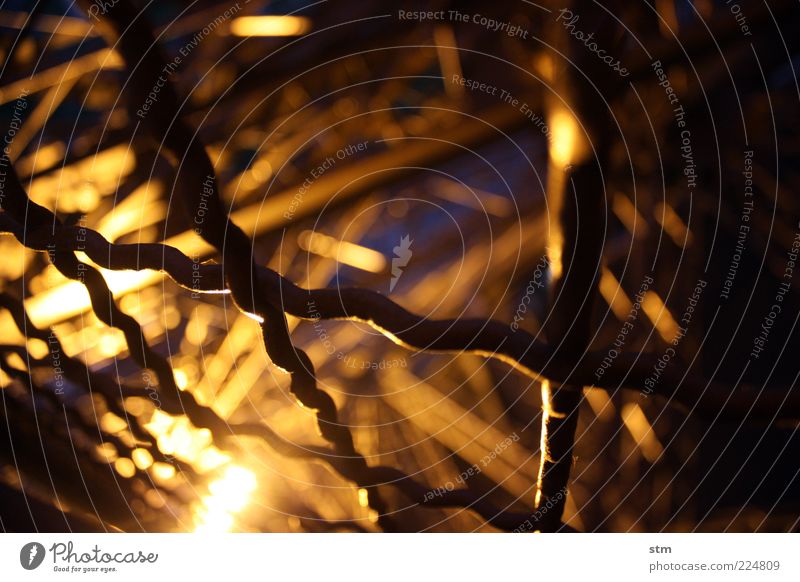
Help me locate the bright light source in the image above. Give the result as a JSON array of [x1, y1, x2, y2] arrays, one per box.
[[208, 466, 257, 511], [194, 465, 257, 533], [230, 16, 311, 37], [549, 109, 581, 167]]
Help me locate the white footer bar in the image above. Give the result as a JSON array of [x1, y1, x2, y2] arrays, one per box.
[[0, 533, 796, 580]]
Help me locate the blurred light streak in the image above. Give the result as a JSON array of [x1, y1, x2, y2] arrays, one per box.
[[28, 144, 135, 214], [24, 106, 525, 327], [656, 0, 680, 35], [584, 387, 615, 421], [196, 314, 259, 407], [229, 16, 311, 37], [7, 78, 78, 160], [211, 345, 270, 419], [184, 305, 214, 346], [549, 109, 582, 168], [0, 12, 95, 37], [641, 291, 680, 343], [612, 193, 648, 239], [598, 267, 633, 320], [0, 49, 123, 105], [15, 142, 65, 177], [621, 403, 663, 463], [434, 25, 463, 98], [547, 236, 563, 280], [533, 53, 555, 82], [655, 202, 693, 247], [96, 181, 165, 242], [383, 368, 535, 498], [546, 108, 586, 281], [433, 178, 512, 217], [298, 230, 386, 273]]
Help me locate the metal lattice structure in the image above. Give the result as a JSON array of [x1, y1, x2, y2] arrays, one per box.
[[0, 0, 799, 532]]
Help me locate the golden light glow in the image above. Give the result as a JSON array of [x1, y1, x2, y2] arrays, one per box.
[[641, 290, 680, 343], [144, 409, 174, 436], [96, 442, 118, 463], [0, 48, 123, 106], [157, 423, 193, 457], [196, 448, 231, 472], [656, 0, 679, 35], [584, 387, 615, 421], [100, 412, 129, 434], [0, 312, 26, 346], [114, 457, 136, 478], [434, 179, 512, 217], [98, 330, 125, 358], [174, 368, 189, 390], [612, 193, 648, 238], [95, 181, 165, 242], [132, 448, 154, 470], [655, 202, 693, 247], [230, 16, 311, 37], [0, 11, 95, 39], [152, 462, 176, 482], [195, 506, 233, 533], [4, 352, 25, 371], [26, 338, 49, 359], [598, 267, 633, 320], [383, 368, 535, 500], [0, 237, 32, 281], [21, 106, 525, 331], [144, 410, 231, 478], [144, 489, 166, 509], [15, 142, 65, 177], [534, 53, 555, 81], [28, 144, 135, 214], [435, 25, 463, 98], [549, 109, 582, 167], [194, 465, 257, 533], [124, 397, 148, 416], [24, 227, 216, 328], [621, 403, 664, 462], [298, 230, 386, 273]]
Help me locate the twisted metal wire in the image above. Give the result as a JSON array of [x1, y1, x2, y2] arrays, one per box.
[[1, 161, 543, 530], [5, 213, 798, 424], [1, 0, 796, 533], [90, 0, 397, 529], [0, 354, 189, 513]]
